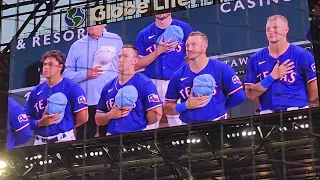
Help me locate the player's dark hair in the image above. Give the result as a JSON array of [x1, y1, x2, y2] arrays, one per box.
[[122, 44, 139, 57], [188, 31, 209, 45], [41, 50, 66, 74]]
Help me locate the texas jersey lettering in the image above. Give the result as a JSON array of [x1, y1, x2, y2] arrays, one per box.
[[97, 73, 162, 135], [244, 44, 317, 111], [135, 19, 193, 79], [165, 59, 246, 124], [25, 78, 88, 137], [7, 97, 31, 149]]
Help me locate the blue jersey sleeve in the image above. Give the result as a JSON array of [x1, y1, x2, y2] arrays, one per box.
[[135, 32, 148, 56], [69, 84, 88, 113], [182, 23, 193, 42], [165, 75, 180, 101], [244, 55, 259, 85], [25, 89, 39, 130], [8, 98, 32, 148], [142, 80, 163, 111], [10, 104, 29, 132], [299, 51, 317, 84], [221, 63, 244, 96], [97, 86, 108, 112]]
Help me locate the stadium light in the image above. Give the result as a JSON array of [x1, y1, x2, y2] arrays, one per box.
[[305, 124, 309, 128], [0, 161, 7, 169]]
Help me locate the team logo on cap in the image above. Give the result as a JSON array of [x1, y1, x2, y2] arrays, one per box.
[[78, 95, 87, 104], [17, 114, 28, 123], [148, 94, 160, 103], [100, 60, 108, 65]]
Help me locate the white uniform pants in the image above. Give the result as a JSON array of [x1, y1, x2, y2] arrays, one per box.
[[144, 79, 183, 129], [181, 113, 228, 125], [260, 106, 309, 115], [34, 129, 75, 146]]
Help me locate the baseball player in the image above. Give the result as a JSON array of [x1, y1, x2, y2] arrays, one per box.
[[95, 45, 163, 135], [244, 15, 318, 114], [7, 97, 32, 149], [26, 50, 88, 146], [63, 25, 123, 139], [135, 12, 193, 128], [164, 31, 246, 124]]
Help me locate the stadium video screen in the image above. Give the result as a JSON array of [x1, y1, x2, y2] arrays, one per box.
[[7, 0, 318, 149]]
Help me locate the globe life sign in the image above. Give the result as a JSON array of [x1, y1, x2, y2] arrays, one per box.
[[65, 0, 190, 26], [90, 0, 190, 21], [65, 7, 86, 28]]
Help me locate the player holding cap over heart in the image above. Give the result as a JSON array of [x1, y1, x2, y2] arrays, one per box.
[[95, 45, 163, 135], [164, 31, 246, 124], [135, 11, 193, 128], [25, 50, 89, 146]]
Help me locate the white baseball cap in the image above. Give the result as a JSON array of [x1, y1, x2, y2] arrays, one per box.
[[93, 46, 117, 74]]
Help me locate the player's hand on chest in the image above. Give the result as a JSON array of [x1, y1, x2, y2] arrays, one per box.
[[257, 58, 299, 83]]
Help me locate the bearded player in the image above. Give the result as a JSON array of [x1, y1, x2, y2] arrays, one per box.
[[135, 12, 193, 128], [164, 31, 246, 124], [244, 15, 318, 114], [95, 45, 163, 135], [26, 50, 88, 145]]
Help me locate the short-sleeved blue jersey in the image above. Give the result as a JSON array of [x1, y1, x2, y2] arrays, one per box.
[[244, 44, 316, 111], [25, 78, 88, 137], [166, 59, 246, 124], [97, 73, 162, 135]]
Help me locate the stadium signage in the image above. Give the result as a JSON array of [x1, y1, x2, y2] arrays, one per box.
[[14, 28, 86, 50], [220, 0, 292, 13], [90, 0, 190, 21]]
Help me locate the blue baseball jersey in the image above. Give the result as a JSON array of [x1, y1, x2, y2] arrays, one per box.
[[165, 59, 245, 124], [25, 78, 88, 137], [7, 97, 31, 149], [97, 73, 162, 135], [244, 44, 317, 111], [135, 19, 193, 79]]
